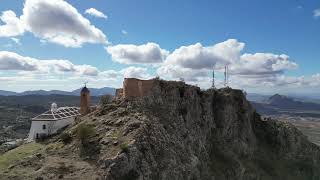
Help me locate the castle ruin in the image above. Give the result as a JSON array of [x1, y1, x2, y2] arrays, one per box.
[[116, 78, 156, 98]]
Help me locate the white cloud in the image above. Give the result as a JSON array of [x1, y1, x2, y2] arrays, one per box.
[[314, 8, 320, 18], [75, 65, 99, 76], [0, 51, 98, 76], [85, 8, 107, 19], [106, 43, 169, 64], [11, 38, 21, 45], [99, 70, 121, 80], [121, 30, 128, 35], [120, 66, 151, 79], [0, 10, 25, 37], [157, 39, 297, 88], [0, 0, 107, 47], [0, 51, 38, 71], [157, 65, 208, 82], [21, 0, 107, 47], [229, 53, 298, 76], [163, 39, 244, 70]]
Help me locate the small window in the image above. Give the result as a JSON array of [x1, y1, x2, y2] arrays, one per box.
[[42, 124, 46, 130]]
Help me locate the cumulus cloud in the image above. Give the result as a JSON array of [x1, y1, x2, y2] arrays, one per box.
[[21, 0, 107, 47], [75, 65, 99, 76], [0, 10, 25, 37], [229, 53, 298, 76], [106, 43, 169, 64], [120, 66, 151, 79], [157, 65, 208, 82], [0, 51, 38, 71], [230, 75, 306, 89], [99, 70, 121, 80], [163, 39, 244, 70], [157, 39, 297, 88], [85, 8, 107, 19], [0, 51, 98, 76], [314, 8, 320, 18], [0, 0, 107, 47]]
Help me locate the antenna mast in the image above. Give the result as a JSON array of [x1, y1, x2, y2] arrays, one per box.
[[224, 65, 228, 87], [211, 67, 215, 89]]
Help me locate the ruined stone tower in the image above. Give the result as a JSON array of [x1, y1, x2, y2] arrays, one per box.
[[80, 85, 90, 115]]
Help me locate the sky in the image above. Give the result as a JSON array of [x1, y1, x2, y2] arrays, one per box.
[[0, 0, 319, 95]]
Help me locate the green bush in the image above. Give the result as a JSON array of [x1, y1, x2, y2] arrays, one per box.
[[120, 142, 129, 153], [100, 95, 113, 105], [75, 124, 95, 144], [60, 132, 72, 144]]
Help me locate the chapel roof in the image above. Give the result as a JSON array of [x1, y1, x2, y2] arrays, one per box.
[[32, 106, 80, 121]]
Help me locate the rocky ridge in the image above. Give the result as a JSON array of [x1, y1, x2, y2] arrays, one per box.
[[2, 79, 320, 180]]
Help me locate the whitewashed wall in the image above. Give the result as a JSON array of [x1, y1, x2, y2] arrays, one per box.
[[27, 117, 74, 141]]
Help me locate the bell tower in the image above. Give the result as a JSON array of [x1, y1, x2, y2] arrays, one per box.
[[80, 83, 90, 115]]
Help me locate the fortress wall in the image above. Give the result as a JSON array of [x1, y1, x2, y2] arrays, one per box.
[[123, 78, 155, 98], [115, 88, 123, 98]]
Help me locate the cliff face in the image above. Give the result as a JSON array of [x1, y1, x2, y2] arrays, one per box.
[[3, 80, 320, 180], [101, 80, 320, 180]]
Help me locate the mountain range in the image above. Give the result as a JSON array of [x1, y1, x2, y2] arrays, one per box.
[[251, 93, 320, 117], [0, 87, 116, 97]]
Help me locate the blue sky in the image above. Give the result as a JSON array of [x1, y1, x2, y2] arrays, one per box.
[[0, 0, 319, 94]]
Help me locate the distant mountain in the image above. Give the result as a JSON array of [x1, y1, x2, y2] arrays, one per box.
[[0, 90, 18, 96], [20, 90, 73, 96], [267, 94, 296, 106], [0, 87, 116, 96], [246, 93, 270, 103], [252, 94, 320, 117], [267, 94, 320, 110], [71, 87, 115, 96]]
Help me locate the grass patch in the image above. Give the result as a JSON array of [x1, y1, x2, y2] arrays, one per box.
[[0, 142, 43, 171], [111, 130, 122, 140]]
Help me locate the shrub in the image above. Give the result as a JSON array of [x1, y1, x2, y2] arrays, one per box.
[[75, 124, 95, 144], [100, 95, 113, 105], [60, 132, 72, 144], [120, 142, 129, 153]]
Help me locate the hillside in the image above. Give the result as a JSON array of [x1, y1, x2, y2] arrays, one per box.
[[1, 80, 320, 180]]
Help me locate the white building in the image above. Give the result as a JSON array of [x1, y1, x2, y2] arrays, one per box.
[[28, 103, 80, 141]]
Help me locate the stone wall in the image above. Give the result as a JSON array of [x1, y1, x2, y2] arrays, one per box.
[[122, 78, 155, 98], [115, 88, 123, 98]]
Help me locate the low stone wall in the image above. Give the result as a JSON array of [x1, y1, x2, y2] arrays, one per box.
[[123, 78, 155, 98]]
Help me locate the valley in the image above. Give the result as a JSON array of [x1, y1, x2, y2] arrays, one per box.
[[250, 94, 320, 146]]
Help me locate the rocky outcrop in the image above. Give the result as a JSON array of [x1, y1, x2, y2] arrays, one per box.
[[3, 80, 320, 180], [100, 80, 320, 180]]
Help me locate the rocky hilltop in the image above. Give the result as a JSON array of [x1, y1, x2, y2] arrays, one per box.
[[2, 80, 320, 180]]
